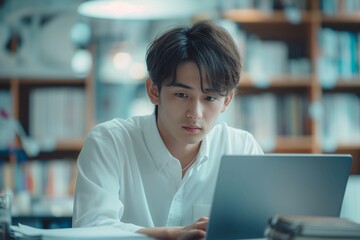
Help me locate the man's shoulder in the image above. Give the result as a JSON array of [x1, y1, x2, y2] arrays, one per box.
[[209, 122, 264, 154], [210, 122, 253, 139], [91, 114, 153, 136]]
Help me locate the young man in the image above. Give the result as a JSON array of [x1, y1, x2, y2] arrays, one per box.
[[72, 21, 263, 240]]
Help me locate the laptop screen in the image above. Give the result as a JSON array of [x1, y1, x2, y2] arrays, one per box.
[[206, 154, 352, 240]]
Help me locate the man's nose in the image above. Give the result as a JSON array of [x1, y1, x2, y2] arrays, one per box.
[[186, 100, 203, 120]]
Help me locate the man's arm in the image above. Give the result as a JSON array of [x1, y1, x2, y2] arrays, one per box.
[[73, 129, 142, 232]]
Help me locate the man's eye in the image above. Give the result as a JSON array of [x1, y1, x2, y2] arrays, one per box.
[[175, 93, 188, 98], [205, 96, 217, 102]]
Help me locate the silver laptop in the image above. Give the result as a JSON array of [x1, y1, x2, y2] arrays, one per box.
[[206, 154, 352, 240]]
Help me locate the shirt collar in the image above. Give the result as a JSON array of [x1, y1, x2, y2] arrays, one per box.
[[197, 134, 209, 164], [142, 114, 173, 171]]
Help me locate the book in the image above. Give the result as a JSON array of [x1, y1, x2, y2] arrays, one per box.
[[265, 215, 360, 240]]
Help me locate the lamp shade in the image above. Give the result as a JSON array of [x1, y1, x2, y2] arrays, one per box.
[[78, 0, 201, 20]]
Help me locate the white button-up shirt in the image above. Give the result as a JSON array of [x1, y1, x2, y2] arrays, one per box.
[[72, 114, 263, 232]]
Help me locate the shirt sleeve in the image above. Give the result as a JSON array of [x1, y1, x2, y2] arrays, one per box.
[[221, 123, 264, 155], [72, 126, 143, 232], [244, 132, 264, 155]]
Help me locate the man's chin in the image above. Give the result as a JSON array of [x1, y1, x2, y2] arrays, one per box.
[[182, 135, 205, 145]]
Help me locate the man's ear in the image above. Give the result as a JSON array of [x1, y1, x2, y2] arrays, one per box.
[[146, 78, 160, 105], [221, 90, 235, 112]]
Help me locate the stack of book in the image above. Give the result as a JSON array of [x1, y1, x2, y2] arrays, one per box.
[[265, 215, 360, 240]]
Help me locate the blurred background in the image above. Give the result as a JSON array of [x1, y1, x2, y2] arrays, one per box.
[[0, 0, 359, 228]]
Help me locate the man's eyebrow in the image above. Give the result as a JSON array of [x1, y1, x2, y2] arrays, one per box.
[[171, 82, 192, 89], [171, 82, 217, 93]]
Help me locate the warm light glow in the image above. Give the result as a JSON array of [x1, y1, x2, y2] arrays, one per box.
[[129, 62, 147, 80], [78, 0, 201, 20], [113, 52, 132, 69], [86, 1, 145, 16]]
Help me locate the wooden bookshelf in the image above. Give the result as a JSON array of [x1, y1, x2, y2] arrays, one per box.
[[0, 23, 94, 212], [223, 0, 360, 174]]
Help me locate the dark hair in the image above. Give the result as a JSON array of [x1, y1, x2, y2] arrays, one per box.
[[146, 20, 242, 96]]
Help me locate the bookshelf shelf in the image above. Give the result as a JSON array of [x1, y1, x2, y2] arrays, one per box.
[[56, 139, 84, 151], [274, 136, 314, 153], [321, 14, 360, 23], [240, 76, 312, 88], [321, 82, 360, 92], [16, 78, 87, 85], [336, 144, 360, 151], [223, 10, 312, 24], [332, 80, 360, 88]]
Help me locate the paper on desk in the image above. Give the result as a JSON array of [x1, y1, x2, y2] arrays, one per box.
[[15, 224, 151, 240]]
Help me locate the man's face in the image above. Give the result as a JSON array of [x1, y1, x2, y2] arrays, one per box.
[[148, 61, 233, 151]]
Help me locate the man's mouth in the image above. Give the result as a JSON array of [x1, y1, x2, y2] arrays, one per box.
[[183, 125, 202, 133]]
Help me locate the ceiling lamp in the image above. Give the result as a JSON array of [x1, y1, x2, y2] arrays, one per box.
[[78, 0, 201, 20]]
